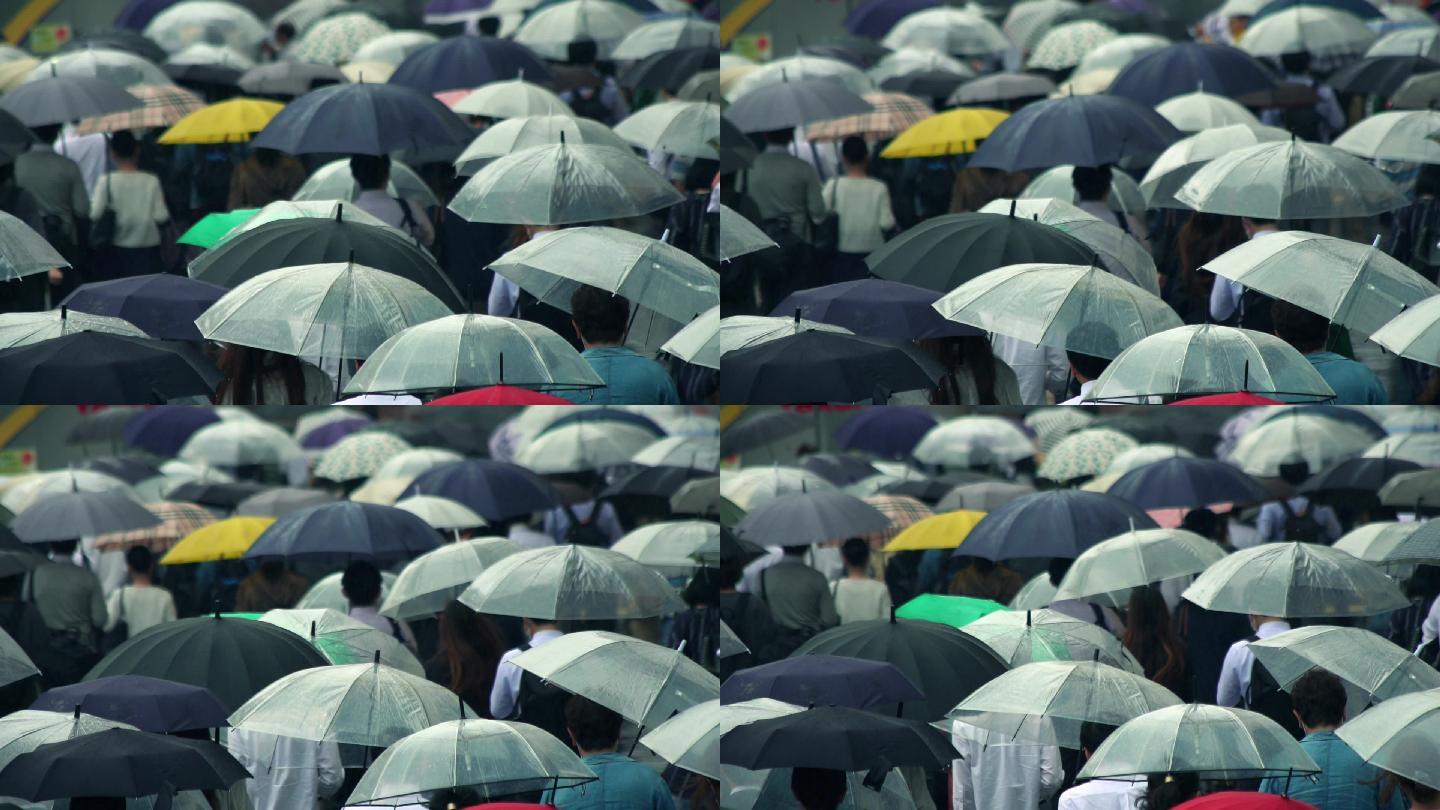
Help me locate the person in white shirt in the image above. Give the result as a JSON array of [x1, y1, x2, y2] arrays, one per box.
[[227, 728, 343, 810], [90, 131, 169, 281], [1058, 722, 1146, 810], [1256, 496, 1342, 542], [1063, 322, 1122, 405], [1259, 52, 1347, 142], [830, 539, 891, 624], [542, 500, 624, 545], [487, 225, 552, 317], [994, 335, 1071, 405], [490, 618, 563, 719], [1421, 596, 1439, 649], [55, 128, 108, 195], [347, 154, 434, 247], [504, 515, 557, 551], [1209, 218, 1279, 325], [951, 720, 1063, 810], [1072, 165, 1150, 253], [103, 546, 177, 639], [821, 137, 896, 283], [1216, 614, 1291, 707], [342, 560, 418, 654]]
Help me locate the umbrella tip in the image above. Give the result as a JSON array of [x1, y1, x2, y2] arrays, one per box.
[[1026, 610, 1032, 627], [336, 203, 343, 222], [1008, 199, 1016, 218], [374, 649, 381, 665], [890, 604, 898, 624], [559, 130, 565, 146], [793, 307, 801, 327], [74, 705, 80, 720]]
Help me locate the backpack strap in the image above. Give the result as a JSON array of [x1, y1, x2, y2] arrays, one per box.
[[385, 616, 403, 642], [1111, 209, 1132, 235], [393, 196, 420, 239]]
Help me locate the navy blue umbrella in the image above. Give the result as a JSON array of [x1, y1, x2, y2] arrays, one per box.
[[33, 675, 230, 733], [968, 94, 1181, 171], [76, 456, 162, 485], [722, 655, 925, 710], [773, 279, 982, 340], [113, 0, 179, 30], [844, 0, 939, 37], [299, 418, 372, 450], [541, 410, 664, 437], [599, 465, 711, 499], [1106, 42, 1277, 107], [1107, 457, 1268, 511], [834, 407, 938, 459], [122, 407, 220, 457], [251, 82, 473, 156], [1300, 456, 1423, 504], [62, 273, 229, 341], [955, 490, 1159, 561], [1254, 0, 1382, 19], [388, 36, 552, 94], [798, 453, 878, 486], [243, 501, 440, 560], [403, 459, 558, 521]]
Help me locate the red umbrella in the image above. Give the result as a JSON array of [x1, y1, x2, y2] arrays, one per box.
[[426, 386, 573, 405], [1174, 793, 1317, 810], [1169, 393, 1284, 406]]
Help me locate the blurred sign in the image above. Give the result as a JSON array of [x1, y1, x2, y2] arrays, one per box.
[[732, 32, 773, 62], [0, 449, 36, 475], [28, 22, 70, 53]]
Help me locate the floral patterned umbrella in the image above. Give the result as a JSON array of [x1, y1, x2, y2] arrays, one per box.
[[1027, 21, 1119, 71], [1037, 428, 1138, 483], [289, 12, 392, 66], [313, 431, 414, 482]]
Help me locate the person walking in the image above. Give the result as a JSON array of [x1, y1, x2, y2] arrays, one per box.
[[548, 696, 675, 809], [1217, 612, 1301, 738], [227, 147, 307, 209], [491, 616, 568, 742], [951, 720, 1062, 810], [1122, 586, 1190, 700], [102, 546, 176, 641], [13, 123, 89, 275], [1271, 300, 1388, 404], [425, 601, 504, 716], [1057, 722, 1144, 810], [89, 131, 169, 281], [234, 560, 310, 612], [756, 545, 839, 655], [342, 560, 418, 654], [212, 345, 335, 406], [348, 154, 434, 247], [820, 137, 895, 283], [28, 539, 107, 684], [829, 538, 891, 624], [558, 285, 679, 405]]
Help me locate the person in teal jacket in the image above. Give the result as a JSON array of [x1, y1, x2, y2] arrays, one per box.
[[559, 285, 680, 405], [549, 695, 676, 810], [1272, 301, 1388, 405], [1259, 668, 1403, 810]]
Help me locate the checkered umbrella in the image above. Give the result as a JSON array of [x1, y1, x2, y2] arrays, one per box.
[[94, 500, 216, 553], [862, 494, 935, 545], [807, 92, 934, 142], [73, 83, 205, 136]]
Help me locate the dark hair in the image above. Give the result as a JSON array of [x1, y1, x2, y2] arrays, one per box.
[[841, 136, 869, 166], [764, 129, 793, 145], [275, 21, 296, 40], [125, 545, 153, 574], [1278, 461, 1311, 487], [109, 130, 139, 161], [31, 124, 61, 144], [70, 799, 126, 810], [259, 559, 287, 582], [1280, 51, 1311, 75], [1177, 213, 1247, 306], [477, 16, 501, 35], [921, 336, 998, 405], [1066, 323, 1119, 382], [1406, 564, 1440, 601], [1142, 772, 1200, 810], [1417, 163, 1440, 198], [1290, 667, 1346, 728], [1397, 774, 1440, 805], [436, 601, 503, 709], [841, 537, 870, 569], [213, 346, 308, 405], [1271, 299, 1329, 354], [1071, 165, 1112, 202], [350, 153, 390, 191], [1180, 508, 1222, 541], [49, 539, 79, 556], [684, 158, 718, 192], [1123, 585, 1187, 695], [567, 39, 598, 65], [1048, 557, 1072, 587], [719, 558, 744, 588], [570, 285, 630, 344], [1067, 349, 1111, 384], [1080, 721, 1114, 756], [253, 147, 281, 168], [683, 566, 720, 608], [565, 694, 622, 751], [341, 560, 382, 606], [791, 767, 848, 810]]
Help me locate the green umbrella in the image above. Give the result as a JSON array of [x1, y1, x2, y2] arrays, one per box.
[[258, 608, 425, 676], [459, 544, 684, 621], [177, 208, 259, 248], [1229, 411, 1377, 477], [1335, 689, 1440, 791], [613, 100, 720, 160], [453, 114, 629, 176], [940, 660, 1181, 749], [1037, 428, 1139, 483], [961, 608, 1143, 671], [896, 594, 1007, 628], [1249, 626, 1440, 709], [1055, 528, 1228, 609], [1182, 542, 1409, 617], [1078, 704, 1321, 781], [1333, 521, 1437, 564], [313, 431, 414, 482], [380, 537, 522, 621]]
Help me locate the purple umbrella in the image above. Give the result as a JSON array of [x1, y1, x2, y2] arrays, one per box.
[[721, 655, 926, 710], [34, 676, 230, 733], [114, 0, 180, 30], [300, 418, 373, 450], [772, 279, 982, 341], [123, 407, 221, 457], [390, 35, 553, 93], [834, 408, 938, 459], [844, 0, 939, 38]]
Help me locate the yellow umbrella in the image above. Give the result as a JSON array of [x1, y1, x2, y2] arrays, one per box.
[[158, 98, 285, 145], [881, 108, 1010, 159], [161, 516, 275, 564], [883, 510, 987, 552]]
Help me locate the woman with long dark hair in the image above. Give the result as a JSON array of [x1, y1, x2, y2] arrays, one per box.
[[212, 344, 333, 405], [1141, 772, 1199, 810], [1174, 212, 1246, 324], [428, 601, 505, 716], [1123, 585, 1191, 700], [893, 336, 1022, 405]]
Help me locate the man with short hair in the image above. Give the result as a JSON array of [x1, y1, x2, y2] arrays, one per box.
[[1058, 722, 1144, 810], [756, 545, 839, 635], [558, 285, 679, 404], [1071, 165, 1149, 252], [1271, 299, 1387, 404], [341, 560, 417, 653], [30, 539, 107, 652], [348, 154, 434, 247], [13, 123, 89, 274], [1217, 613, 1295, 737], [548, 696, 674, 809], [491, 616, 565, 739], [1063, 322, 1122, 405]]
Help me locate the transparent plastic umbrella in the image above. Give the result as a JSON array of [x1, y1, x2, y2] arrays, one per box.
[[960, 609, 1143, 672], [215, 200, 391, 247], [297, 570, 396, 612], [1140, 123, 1290, 209], [1055, 528, 1228, 608], [0, 469, 135, 513], [453, 114, 627, 175], [1084, 325, 1336, 404], [1182, 541, 1409, 617], [229, 659, 470, 747], [1334, 110, 1440, 163], [978, 196, 1098, 224], [1201, 232, 1438, 336], [512, 630, 719, 729], [1249, 626, 1440, 709], [612, 17, 719, 61], [292, 158, 439, 208], [373, 448, 463, 481], [0, 309, 145, 349], [632, 435, 720, 471], [934, 263, 1179, 357], [976, 201, 1157, 293], [1155, 90, 1260, 132], [513, 0, 643, 60], [1105, 444, 1195, 475], [725, 55, 874, 101], [179, 420, 302, 466], [720, 467, 836, 510], [379, 537, 519, 620], [1021, 165, 1147, 218], [881, 7, 1012, 58], [1372, 294, 1440, 367], [612, 520, 720, 576], [515, 422, 657, 474], [345, 718, 596, 806], [640, 699, 723, 780], [1175, 139, 1407, 220], [912, 416, 1038, 468], [717, 205, 776, 262], [1332, 521, 1433, 564], [341, 314, 603, 395], [1335, 689, 1440, 791], [1238, 6, 1376, 62], [451, 77, 572, 119], [143, 1, 266, 56], [449, 143, 684, 225], [459, 544, 684, 620], [1075, 33, 1171, 74], [0, 626, 38, 688], [660, 305, 719, 370], [393, 495, 485, 531], [350, 30, 439, 66], [1077, 704, 1321, 781], [613, 100, 720, 160], [24, 48, 171, 86], [194, 261, 453, 362], [719, 315, 853, 355], [0, 710, 136, 773], [0, 210, 71, 281], [1011, 572, 1058, 609], [939, 660, 1181, 749], [258, 608, 425, 676], [1228, 411, 1376, 476]]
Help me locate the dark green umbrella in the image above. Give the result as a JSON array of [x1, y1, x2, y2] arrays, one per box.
[[865, 212, 1095, 293]]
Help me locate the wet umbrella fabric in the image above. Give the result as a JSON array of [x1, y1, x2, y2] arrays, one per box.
[[122, 407, 220, 457], [954, 490, 1159, 561], [734, 490, 892, 546], [241, 501, 440, 560], [402, 459, 556, 521], [720, 706, 956, 771], [0, 332, 220, 405], [720, 330, 940, 404], [967, 94, 1181, 171], [0, 75, 141, 127], [865, 213, 1095, 294], [723, 77, 873, 133], [622, 46, 719, 91], [389, 35, 552, 93], [11, 490, 160, 543], [0, 728, 249, 801], [1182, 541, 1410, 617], [774, 279, 979, 340], [31, 675, 229, 733], [834, 408, 938, 459], [1107, 457, 1268, 509], [251, 82, 472, 156], [720, 656, 925, 709], [62, 273, 228, 341], [1107, 42, 1278, 106]]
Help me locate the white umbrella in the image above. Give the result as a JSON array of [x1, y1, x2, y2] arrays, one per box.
[[0, 211, 70, 282], [1155, 89, 1260, 132], [725, 55, 873, 101], [1239, 7, 1376, 62], [1140, 123, 1290, 209], [719, 315, 852, 356], [1368, 26, 1440, 59], [978, 196, 1099, 223], [1176, 139, 1409, 219], [178, 420, 303, 466], [452, 78, 572, 119], [515, 422, 658, 473], [143, 0, 267, 56], [394, 495, 486, 530], [258, 607, 424, 675], [1334, 110, 1440, 163], [660, 305, 719, 370], [25, 48, 171, 86], [1372, 295, 1440, 367], [453, 114, 627, 175], [868, 47, 974, 86], [611, 520, 719, 575], [296, 569, 396, 612], [1182, 541, 1409, 617], [1021, 164, 1147, 218], [1105, 444, 1195, 475], [720, 466, 836, 510], [1365, 432, 1440, 466], [633, 435, 720, 471], [611, 17, 719, 61], [1229, 411, 1377, 476], [882, 7, 1012, 58], [613, 100, 720, 160], [291, 158, 439, 208], [380, 537, 521, 620], [717, 205, 776, 262], [167, 42, 255, 69], [912, 416, 1037, 468], [459, 544, 684, 620], [1004, 0, 1081, 52], [373, 448, 463, 481], [0, 309, 146, 348], [512, 0, 643, 60], [350, 30, 439, 65], [1334, 690, 1440, 791], [1075, 33, 1170, 74], [0, 469, 137, 513], [1055, 528, 1228, 608]]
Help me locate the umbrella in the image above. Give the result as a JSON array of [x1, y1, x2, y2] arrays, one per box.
[[511, 631, 717, 729], [846, 0, 938, 37], [461, 544, 681, 620], [72, 81, 203, 134], [1330, 55, 1440, 96], [1335, 689, 1440, 791], [179, 419, 301, 466], [251, 82, 470, 156], [951, 72, 1058, 106], [1140, 123, 1291, 209], [0, 309, 146, 349], [288, 11, 391, 64], [62, 31, 167, 63], [1078, 704, 1321, 780], [882, 511, 987, 552], [796, 453, 877, 486], [720, 314, 853, 355], [452, 78, 572, 119], [92, 500, 215, 553], [936, 481, 1036, 513], [389, 36, 550, 94], [982, 200, 1157, 291], [723, 76, 873, 134], [716, 205, 775, 262], [187, 218, 465, 311], [346, 718, 596, 806], [962, 608, 1143, 670], [1369, 26, 1440, 59], [314, 432, 414, 481], [834, 408, 937, 459], [1183, 541, 1409, 617], [1239, 7, 1376, 63], [1084, 325, 1336, 404], [121, 406, 220, 456], [157, 97, 284, 144], [882, 7, 1011, 57], [24, 48, 170, 87], [866, 212, 1095, 294], [1108, 42, 1277, 106], [638, 698, 735, 781], [394, 495, 485, 530], [955, 490, 1158, 561], [721, 655, 924, 710], [296, 570, 397, 614], [659, 306, 718, 371], [893, 593, 1006, 627], [1229, 411, 1378, 476], [512, 0, 643, 60], [1254, 0, 1383, 19], [258, 608, 423, 674], [349, 30, 436, 66], [1178, 140, 1409, 220], [1250, 626, 1440, 708], [1335, 110, 1440, 164], [0, 75, 142, 127], [1028, 21, 1119, 70], [31, 675, 228, 733], [1003, 0, 1079, 50], [912, 416, 1036, 469], [1156, 90, 1260, 132], [720, 466, 836, 510], [449, 143, 683, 225], [613, 99, 718, 160], [235, 487, 336, 517], [428, 386, 573, 405], [11, 490, 159, 544], [617, 18, 719, 62], [968, 94, 1181, 171], [0, 710, 135, 777], [0, 211, 69, 282], [1054, 527, 1227, 609], [160, 516, 273, 564], [1303, 456, 1424, 503], [1107, 457, 1268, 510], [1177, 795, 1316, 810], [721, 706, 957, 771], [229, 660, 468, 746], [454, 114, 628, 175], [1038, 428, 1139, 483], [242, 501, 439, 560], [878, 107, 1007, 159], [734, 490, 891, 546], [622, 45, 721, 92], [1019, 164, 1148, 217], [1, 470, 137, 513], [235, 61, 346, 96], [177, 209, 261, 248], [725, 55, 872, 101], [514, 422, 657, 474], [1370, 295, 1440, 366], [774, 279, 980, 340], [0, 623, 37, 688], [1365, 433, 1440, 466], [1379, 469, 1440, 507], [880, 68, 971, 100], [141, 0, 265, 55], [76, 456, 161, 485], [0, 728, 248, 801], [1075, 33, 1170, 73], [379, 537, 522, 620], [291, 159, 437, 207], [720, 330, 939, 404], [632, 436, 719, 471], [403, 459, 556, 521]]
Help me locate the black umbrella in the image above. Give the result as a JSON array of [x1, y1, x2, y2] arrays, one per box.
[[876, 474, 995, 503], [0, 75, 141, 127], [793, 615, 1009, 720], [32, 675, 230, 733], [403, 459, 558, 521], [163, 61, 243, 87], [621, 46, 720, 91], [0, 728, 248, 800], [880, 69, 971, 100], [0, 333, 221, 405], [954, 490, 1159, 562], [61, 31, 168, 64], [1328, 55, 1440, 97], [720, 409, 811, 456], [721, 706, 955, 771], [0, 109, 35, 163], [164, 480, 271, 509], [720, 331, 941, 405], [237, 62, 347, 97], [76, 455, 162, 484], [1301, 457, 1424, 505], [390, 35, 552, 93], [242, 501, 441, 560], [600, 465, 712, 499], [1108, 457, 1269, 510], [724, 76, 873, 134], [1237, 81, 1320, 109], [251, 82, 473, 156], [720, 117, 757, 173], [968, 94, 1181, 171], [722, 655, 925, 709], [188, 217, 465, 311], [720, 528, 768, 565], [11, 491, 159, 546], [798, 453, 879, 486], [86, 615, 329, 711], [865, 212, 1095, 293], [65, 407, 143, 446]]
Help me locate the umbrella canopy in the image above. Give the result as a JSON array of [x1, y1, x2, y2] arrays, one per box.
[[846, 0, 939, 37], [1019, 165, 1148, 217], [1176, 139, 1408, 219], [1140, 123, 1292, 209], [1230, 410, 1379, 477], [258, 608, 423, 674], [1078, 704, 1321, 780], [11, 490, 160, 544], [1075, 33, 1170, 73], [1028, 21, 1119, 70], [1183, 541, 1409, 617], [1329, 54, 1440, 96], [719, 314, 852, 355], [1239, 7, 1376, 63], [866, 213, 1096, 294], [25, 48, 169, 86], [0, 309, 145, 349], [394, 495, 485, 530], [1, 470, 136, 513], [976, 198, 1157, 292], [296, 570, 397, 613], [1108, 42, 1277, 106], [121, 406, 219, 457], [955, 490, 1159, 561], [459, 544, 682, 620], [161, 516, 274, 564], [720, 330, 939, 405], [613, 99, 718, 160], [963, 608, 1142, 670], [721, 655, 924, 710], [912, 416, 1037, 469], [835, 408, 937, 459], [0, 728, 248, 801], [882, 510, 987, 552], [0, 710, 135, 777], [1335, 110, 1440, 164], [251, 82, 470, 156], [726, 54, 873, 101], [659, 306, 718, 370], [0, 75, 142, 128], [1055, 527, 1228, 608], [1365, 433, 1440, 466], [292, 160, 438, 207], [158, 96, 284, 144], [1107, 457, 1268, 510], [141, 0, 265, 55], [31, 675, 228, 733], [454, 114, 627, 175], [721, 466, 836, 510], [1337, 520, 1440, 565], [403, 459, 556, 521], [235, 487, 336, 517], [735, 490, 892, 547], [288, 11, 391, 64], [1250, 626, 1440, 708], [622, 44, 717, 92], [951, 72, 1058, 105], [1176, 794, 1317, 810], [1370, 294, 1440, 367], [1037, 428, 1138, 483], [346, 718, 596, 805], [242, 501, 439, 561], [968, 94, 1181, 171], [179, 419, 301, 466], [892, 593, 1006, 626], [428, 386, 573, 405], [451, 78, 572, 119], [716, 204, 776, 262], [93, 499, 216, 553], [389, 35, 551, 93], [514, 422, 657, 474], [879, 107, 1009, 159], [723, 76, 873, 133], [1335, 689, 1440, 791], [773, 279, 979, 340], [0, 211, 68, 283], [72, 81, 203, 134], [235, 61, 346, 96], [380, 537, 519, 620], [936, 481, 1036, 513], [722, 705, 956, 772], [230, 660, 469, 746], [512, 0, 643, 60], [1156, 89, 1261, 132], [882, 7, 1011, 57], [314, 432, 414, 481]]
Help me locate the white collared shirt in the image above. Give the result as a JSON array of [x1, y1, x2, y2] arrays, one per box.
[[1059, 777, 1145, 810], [1217, 620, 1291, 707], [1209, 228, 1278, 322], [490, 628, 564, 719], [951, 721, 1063, 810]]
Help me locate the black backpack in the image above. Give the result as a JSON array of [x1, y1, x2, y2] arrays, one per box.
[[567, 80, 613, 125], [1245, 634, 1303, 740], [513, 641, 573, 744], [1417, 637, 1440, 670], [1279, 501, 1324, 543], [562, 503, 610, 548]]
